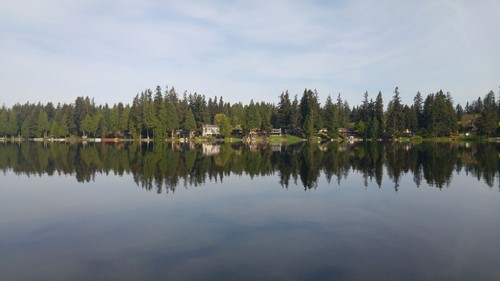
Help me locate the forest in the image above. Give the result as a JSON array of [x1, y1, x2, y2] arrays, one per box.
[[0, 85, 498, 140]]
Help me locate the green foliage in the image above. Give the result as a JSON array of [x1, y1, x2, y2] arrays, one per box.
[[386, 87, 405, 138], [184, 108, 197, 131], [165, 102, 179, 137], [2, 83, 499, 141], [422, 90, 457, 137], [214, 113, 232, 138], [0, 107, 7, 136], [243, 100, 261, 131], [477, 90, 498, 136]]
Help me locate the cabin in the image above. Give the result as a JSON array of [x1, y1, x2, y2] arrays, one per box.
[[202, 125, 220, 137], [177, 129, 196, 139], [269, 128, 282, 136]]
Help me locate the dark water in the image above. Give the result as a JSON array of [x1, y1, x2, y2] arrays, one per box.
[[1, 142, 499, 281]]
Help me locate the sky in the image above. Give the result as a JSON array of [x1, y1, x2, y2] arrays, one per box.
[[1, 0, 499, 108]]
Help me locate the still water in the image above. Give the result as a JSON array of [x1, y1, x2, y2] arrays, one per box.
[[1, 142, 499, 281]]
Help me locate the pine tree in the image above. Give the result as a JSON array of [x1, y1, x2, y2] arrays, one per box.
[[477, 90, 497, 136], [277, 90, 292, 129], [184, 108, 197, 131], [35, 110, 49, 137], [59, 113, 69, 137], [143, 90, 157, 139], [243, 100, 261, 132], [386, 87, 405, 138], [0, 107, 7, 137], [413, 91, 423, 128], [165, 102, 179, 137], [375, 92, 384, 137]]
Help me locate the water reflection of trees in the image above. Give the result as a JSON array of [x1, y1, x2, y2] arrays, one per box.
[[0, 141, 498, 192]]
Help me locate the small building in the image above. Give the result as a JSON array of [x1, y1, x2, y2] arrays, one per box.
[[202, 124, 220, 137], [270, 128, 282, 136], [177, 129, 196, 139]]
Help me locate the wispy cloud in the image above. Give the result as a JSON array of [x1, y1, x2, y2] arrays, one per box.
[[1, 0, 499, 107]]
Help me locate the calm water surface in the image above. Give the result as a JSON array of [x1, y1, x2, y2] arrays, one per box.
[[1, 142, 499, 281]]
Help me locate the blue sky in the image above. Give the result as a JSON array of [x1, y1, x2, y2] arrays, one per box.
[[1, 0, 499, 107]]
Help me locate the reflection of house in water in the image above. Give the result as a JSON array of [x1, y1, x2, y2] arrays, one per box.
[[270, 143, 282, 152], [202, 143, 220, 156], [202, 125, 220, 137]]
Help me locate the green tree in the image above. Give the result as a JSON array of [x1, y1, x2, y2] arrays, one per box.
[[299, 89, 322, 131], [374, 92, 384, 137], [108, 105, 119, 136], [386, 87, 405, 138], [165, 102, 179, 137], [184, 108, 197, 131], [230, 103, 244, 129], [0, 107, 7, 137], [120, 105, 130, 136], [477, 90, 497, 136], [59, 113, 69, 137], [423, 90, 457, 136], [143, 90, 156, 139], [243, 100, 261, 132], [323, 95, 339, 133], [129, 94, 143, 139], [290, 95, 300, 130], [277, 90, 292, 129], [157, 105, 168, 139], [49, 121, 59, 138], [214, 113, 232, 137], [303, 114, 314, 139], [413, 91, 423, 129]]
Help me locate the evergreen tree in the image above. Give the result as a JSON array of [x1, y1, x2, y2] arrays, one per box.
[[277, 90, 292, 129], [36, 110, 49, 137], [423, 90, 457, 136], [303, 114, 314, 139], [323, 95, 338, 132], [184, 108, 197, 131], [59, 113, 69, 137], [413, 91, 423, 128], [49, 121, 59, 137], [299, 89, 321, 132], [386, 87, 405, 138], [165, 102, 179, 137], [8, 108, 18, 136], [156, 105, 168, 139], [477, 90, 497, 136], [243, 100, 261, 132], [0, 107, 7, 137], [153, 85, 163, 115], [229, 103, 244, 129], [290, 95, 300, 130], [143, 89, 156, 139], [455, 104, 464, 120], [259, 103, 273, 132], [108, 105, 119, 136], [189, 93, 210, 128], [374, 92, 384, 137]]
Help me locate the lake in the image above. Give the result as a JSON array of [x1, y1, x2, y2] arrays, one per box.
[[1, 141, 499, 281]]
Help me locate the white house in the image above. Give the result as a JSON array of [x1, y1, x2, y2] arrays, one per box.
[[202, 124, 220, 137]]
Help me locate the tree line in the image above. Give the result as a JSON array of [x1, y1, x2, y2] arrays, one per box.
[[0, 85, 498, 139]]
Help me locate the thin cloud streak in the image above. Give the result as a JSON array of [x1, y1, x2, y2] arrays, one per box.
[[0, 0, 498, 107]]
